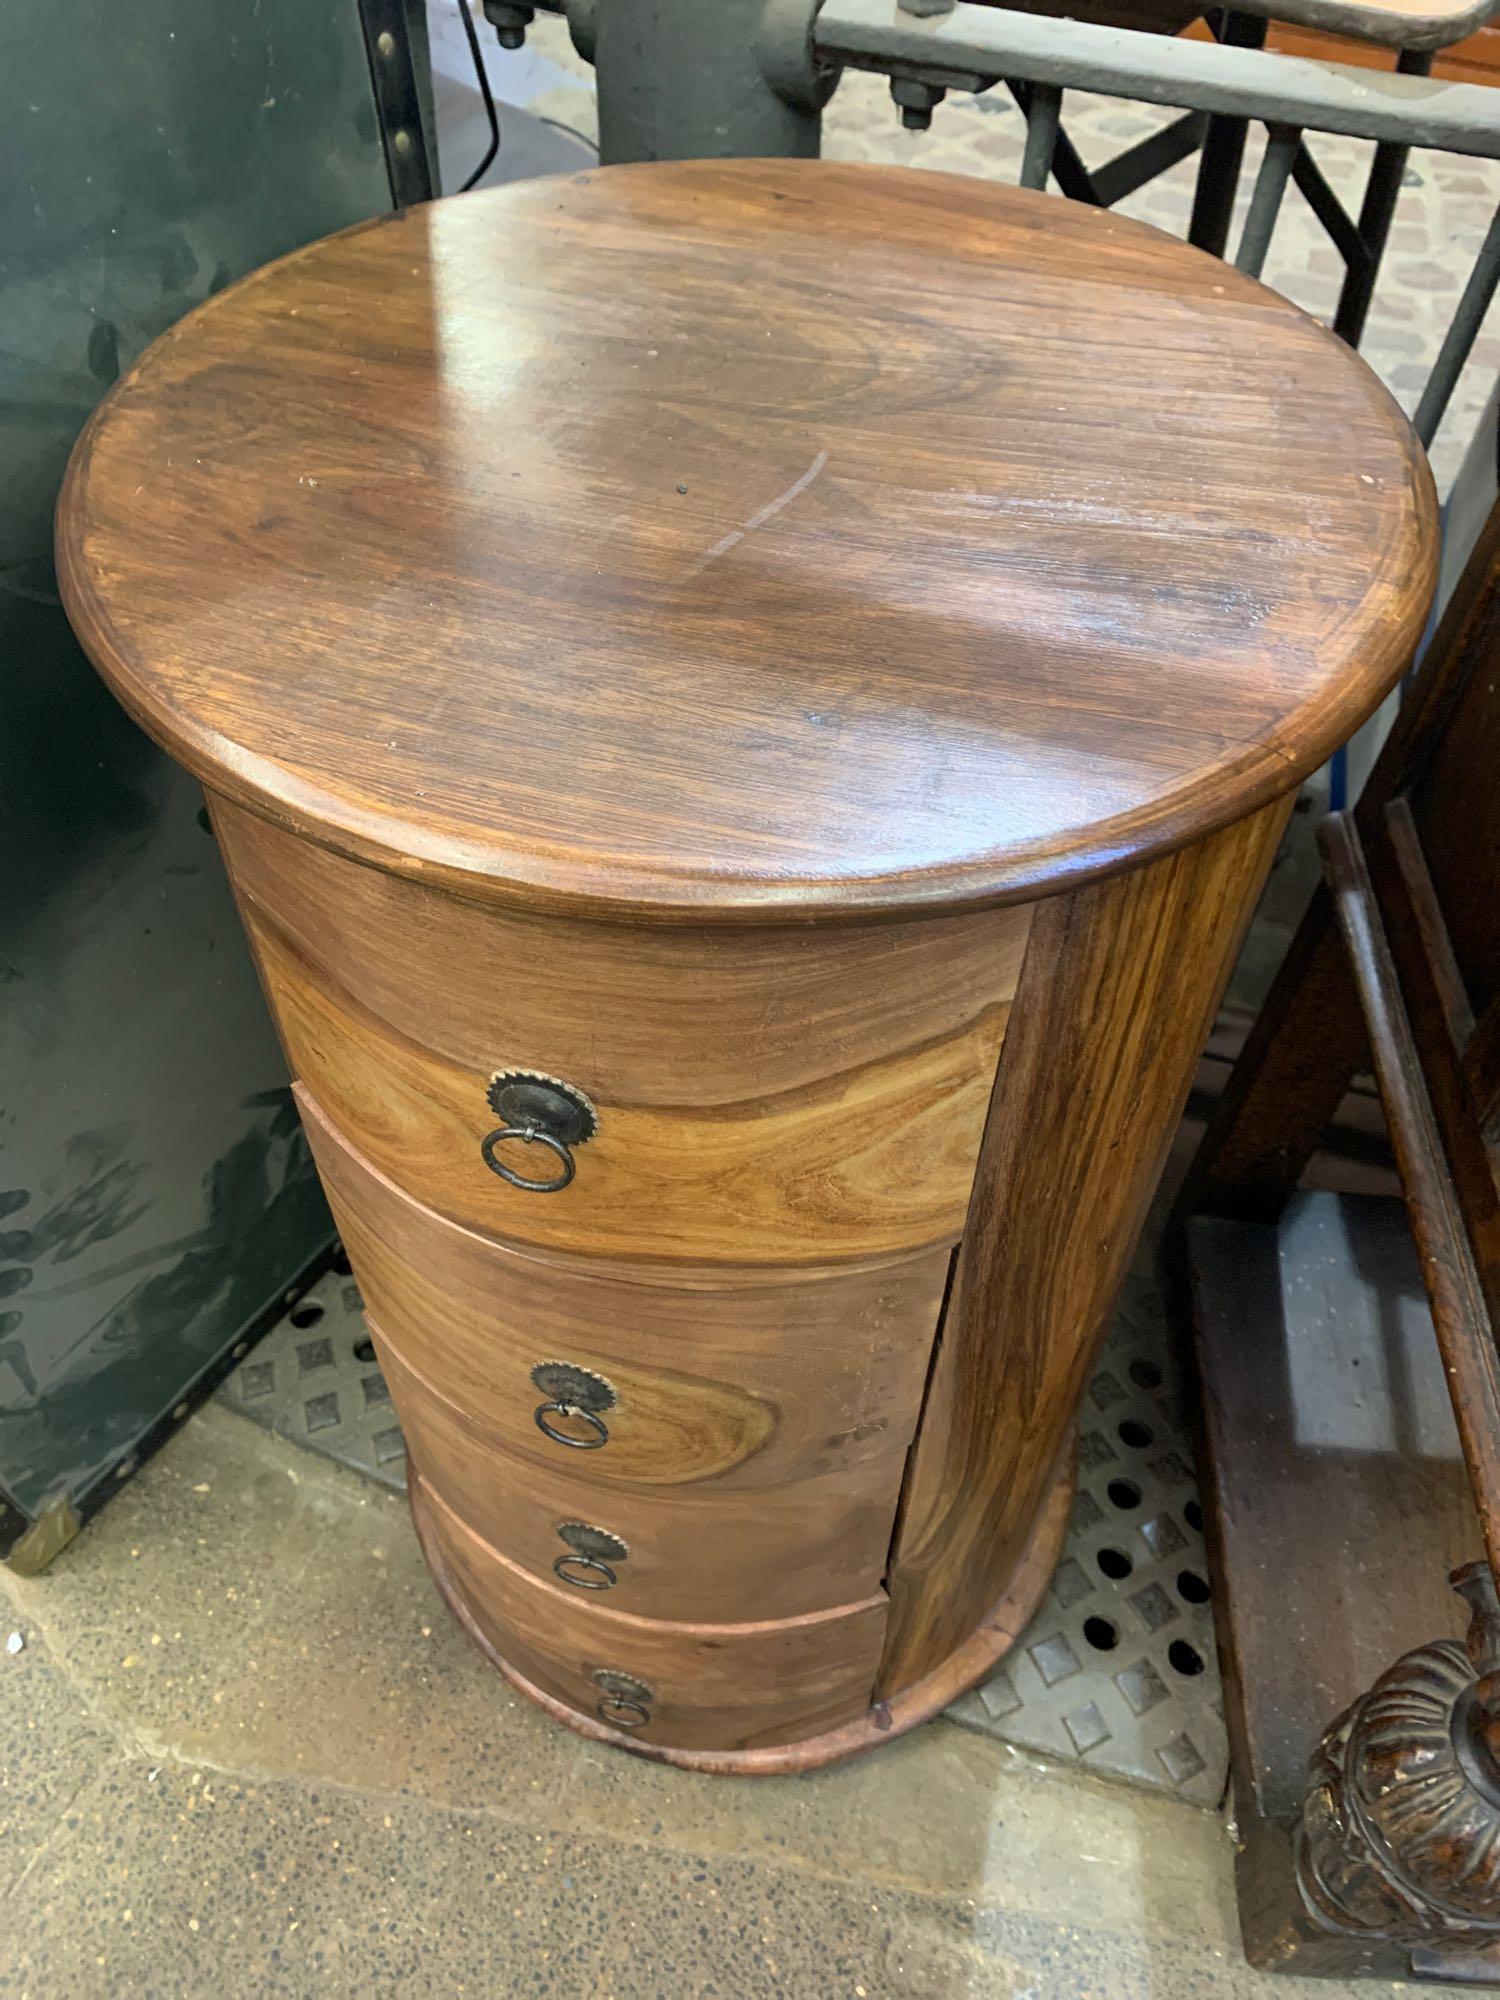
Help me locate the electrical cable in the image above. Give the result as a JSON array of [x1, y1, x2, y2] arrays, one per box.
[[539, 113, 599, 156], [457, 0, 500, 191]]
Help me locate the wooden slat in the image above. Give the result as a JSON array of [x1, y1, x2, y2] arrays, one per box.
[[1465, 993, 1500, 1141], [1362, 799, 1500, 1314], [1321, 811, 1500, 1577]]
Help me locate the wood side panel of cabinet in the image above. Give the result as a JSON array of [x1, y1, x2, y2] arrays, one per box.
[[878, 799, 1293, 1696]]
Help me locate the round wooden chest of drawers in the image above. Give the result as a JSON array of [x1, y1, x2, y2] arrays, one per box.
[[57, 160, 1437, 1771]]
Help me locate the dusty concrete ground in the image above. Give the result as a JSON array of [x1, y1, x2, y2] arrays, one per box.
[[0, 1402, 1420, 1998]]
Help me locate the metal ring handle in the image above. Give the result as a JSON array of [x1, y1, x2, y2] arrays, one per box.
[[597, 1695, 650, 1729], [554, 1552, 617, 1590], [534, 1401, 608, 1449], [481, 1124, 575, 1193]]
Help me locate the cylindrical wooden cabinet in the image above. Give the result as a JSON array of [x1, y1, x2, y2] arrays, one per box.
[[58, 161, 1436, 1771]]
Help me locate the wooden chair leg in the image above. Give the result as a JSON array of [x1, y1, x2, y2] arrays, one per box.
[[1179, 880, 1369, 1223], [1293, 1562, 1500, 1968]]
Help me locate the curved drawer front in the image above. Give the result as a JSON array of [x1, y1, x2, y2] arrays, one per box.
[[414, 1471, 888, 1753], [212, 796, 1031, 1107], [299, 1091, 944, 1495], [215, 797, 1025, 1267], [381, 1333, 904, 1622]]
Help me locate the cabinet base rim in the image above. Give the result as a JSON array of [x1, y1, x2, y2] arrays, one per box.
[[409, 1455, 1073, 1775]]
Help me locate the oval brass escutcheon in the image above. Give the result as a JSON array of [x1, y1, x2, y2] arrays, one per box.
[[531, 1361, 616, 1450], [554, 1520, 629, 1591], [593, 1667, 653, 1730]]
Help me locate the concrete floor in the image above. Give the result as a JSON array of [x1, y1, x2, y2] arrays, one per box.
[[1, 1402, 1417, 1998]]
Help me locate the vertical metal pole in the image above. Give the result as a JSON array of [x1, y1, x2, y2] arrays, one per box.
[[1235, 123, 1300, 279], [1415, 202, 1500, 447], [1187, 8, 1267, 257], [1019, 81, 1062, 191], [1332, 45, 1433, 348], [594, 0, 823, 164]]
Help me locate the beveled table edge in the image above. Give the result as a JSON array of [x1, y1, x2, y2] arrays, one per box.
[[54, 165, 1441, 929]]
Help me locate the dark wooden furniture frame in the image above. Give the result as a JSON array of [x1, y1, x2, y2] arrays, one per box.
[[1181, 502, 1500, 1978]]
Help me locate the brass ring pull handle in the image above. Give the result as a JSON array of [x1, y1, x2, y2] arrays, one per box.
[[594, 1668, 653, 1731], [555, 1551, 617, 1588], [483, 1124, 575, 1192], [530, 1362, 616, 1452], [481, 1070, 597, 1195], [554, 1521, 628, 1591], [534, 1402, 608, 1448], [598, 1694, 650, 1727]]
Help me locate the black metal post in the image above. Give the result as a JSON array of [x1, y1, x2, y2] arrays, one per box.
[[594, 0, 826, 164], [1187, 8, 1268, 257], [1333, 46, 1434, 348]]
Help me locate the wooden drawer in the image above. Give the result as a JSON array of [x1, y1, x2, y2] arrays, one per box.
[[215, 796, 1025, 1266], [413, 1470, 888, 1752], [299, 1090, 945, 1494], [380, 1333, 903, 1621]]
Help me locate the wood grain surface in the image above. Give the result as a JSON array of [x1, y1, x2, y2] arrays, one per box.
[[379, 1334, 906, 1622], [415, 1452, 1075, 1776], [413, 1470, 889, 1752], [299, 1092, 945, 1493], [212, 796, 1031, 1105], [59, 160, 1436, 925], [879, 798, 1291, 1695], [254, 909, 1004, 1265]]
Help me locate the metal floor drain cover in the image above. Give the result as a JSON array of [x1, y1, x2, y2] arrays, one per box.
[[222, 1254, 1226, 1802], [217, 1262, 406, 1491], [946, 1267, 1226, 1806]]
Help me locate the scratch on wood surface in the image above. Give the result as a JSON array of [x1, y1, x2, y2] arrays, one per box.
[[678, 450, 829, 581]]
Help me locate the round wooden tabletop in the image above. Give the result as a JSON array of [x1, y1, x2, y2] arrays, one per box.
[[58, 161, 1437, 924]]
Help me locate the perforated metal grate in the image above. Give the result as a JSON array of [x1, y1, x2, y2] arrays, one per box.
[[221, 1254, 1226, 1802], [217, 1260, 406, 1490], [945, 1269, 1227, 1805]]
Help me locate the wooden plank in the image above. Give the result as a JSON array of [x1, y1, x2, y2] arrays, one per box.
[[1186, 1197, 1479, 1977], [1322, 812, 1500, 1572], [1255, 18, 1500, 79], [1177, 881, 1370, 1222], [1465, 993, 1500, 1141]]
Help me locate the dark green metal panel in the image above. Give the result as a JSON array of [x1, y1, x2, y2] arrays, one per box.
[[594, 0, 827, 164], [0, 0, 422, 1562]]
